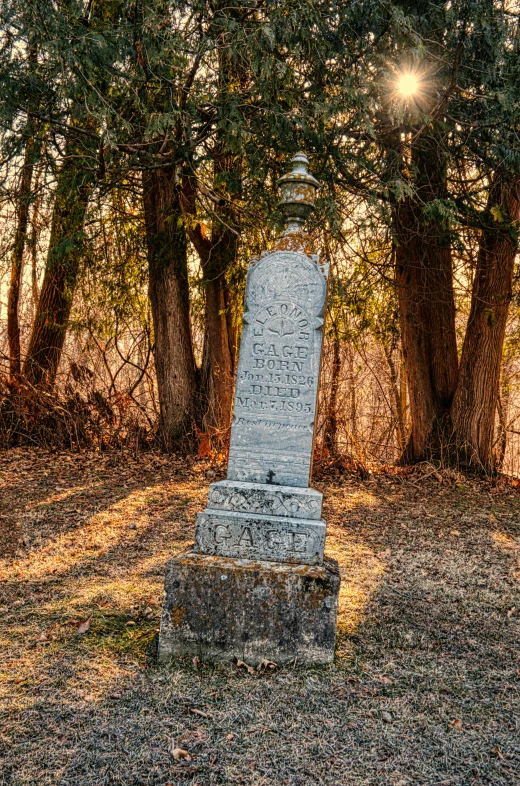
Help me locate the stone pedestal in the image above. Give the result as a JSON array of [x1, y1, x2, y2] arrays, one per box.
[[158, 153, 340, 665], [158, 553, 340, 665], [193, 480, 326, 565]]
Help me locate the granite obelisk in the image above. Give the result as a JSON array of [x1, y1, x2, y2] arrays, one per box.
[[158, 153, 340, 665]]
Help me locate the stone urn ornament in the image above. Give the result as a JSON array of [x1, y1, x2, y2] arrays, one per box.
[[278, 151, 321, 233]]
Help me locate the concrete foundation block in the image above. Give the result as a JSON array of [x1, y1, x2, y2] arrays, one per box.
[[158, 551, 340, 665]]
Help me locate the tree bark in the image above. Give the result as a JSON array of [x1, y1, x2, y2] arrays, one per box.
[[393, 132, 459, 462], [381, 340, 407, 454], [180, 156, 238, 439], [7, 132, 37, 379], [200, 197, 237, 436], [23, 126, 96, 388], [142, 165, 197, 448], [29, 151, 46, 312], [451, 173, 520, 471], [322, 328, 341, 454]]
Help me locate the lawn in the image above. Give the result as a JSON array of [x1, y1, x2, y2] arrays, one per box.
[[1, 450, 519, 785]]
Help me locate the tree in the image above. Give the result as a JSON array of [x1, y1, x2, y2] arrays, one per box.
[[1, 1, 121, 388], [23, 120, 98, 387], [7, 123, 39, 379], [333, 0, 520, 470], [452, 172, 520, 468], [390, 129, 459, 463], [142, 163, 198, 446]]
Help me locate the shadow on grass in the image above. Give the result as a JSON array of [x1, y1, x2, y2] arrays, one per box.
[[2, 463, 520, 785]]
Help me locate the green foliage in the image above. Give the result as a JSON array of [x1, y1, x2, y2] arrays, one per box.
[[1, 0, 519, 457]]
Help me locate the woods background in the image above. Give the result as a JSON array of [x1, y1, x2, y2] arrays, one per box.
[[1, 0, 520, 475]]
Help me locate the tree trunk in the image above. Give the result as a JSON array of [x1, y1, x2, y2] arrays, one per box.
[[7, 133, 37, 379], [451, 173, 520, 472], [180, 153, 239, 440], [381, 340, 407, 454], [23, 127, 96, 388], [29, 151, 46, 312], [142, 166, 197, 448], [393, 132, 459, 462], [200, 274, 235, 434], [322, 328, 341, 454], [200, 222, 237, 436]]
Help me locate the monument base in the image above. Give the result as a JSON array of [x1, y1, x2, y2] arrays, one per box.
[[158, 551, 340, 665]]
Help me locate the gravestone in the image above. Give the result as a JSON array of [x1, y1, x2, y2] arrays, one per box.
[[158, 153, 340, 665]]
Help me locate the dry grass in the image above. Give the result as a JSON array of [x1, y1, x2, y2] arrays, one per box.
[[1, 449, 519, 785]]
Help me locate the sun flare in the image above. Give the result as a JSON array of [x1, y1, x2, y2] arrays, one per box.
[[397, 72, 420, 98]]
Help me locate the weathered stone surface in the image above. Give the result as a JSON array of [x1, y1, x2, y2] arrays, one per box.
[[157, 154, 340, 666], [227, 249, 329, 488], [194, 509, 326, 565], [158, 552, 340, 665], [207, 480, 323, 520]]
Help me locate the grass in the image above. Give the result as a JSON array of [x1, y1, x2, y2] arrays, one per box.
[[0, 449, 519, 785]]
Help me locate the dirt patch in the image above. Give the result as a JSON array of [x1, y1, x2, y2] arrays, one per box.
[[1, 450, 519, 785]]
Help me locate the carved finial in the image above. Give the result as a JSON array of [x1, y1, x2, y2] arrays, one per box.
[[277, 152, 320, 236]]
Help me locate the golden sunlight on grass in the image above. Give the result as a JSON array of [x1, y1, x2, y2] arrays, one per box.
[[491, 530, 518, 551], [491, 530, 520, 583], [2, 482, 199, 585], [324, 486, 388, 655], [327, 529, 386, 653], [2, 453, 520, 786]]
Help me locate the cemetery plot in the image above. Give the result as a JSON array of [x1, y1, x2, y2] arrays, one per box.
[[1, 451, 519, 785]]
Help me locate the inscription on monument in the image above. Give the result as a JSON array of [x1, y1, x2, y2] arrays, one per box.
[[193, 152, 330, 567], [159, 152, 340, 666], [195, 510, 326, 565], [227, 250, 328, 488]]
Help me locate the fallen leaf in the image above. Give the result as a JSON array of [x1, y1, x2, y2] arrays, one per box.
[[236, 659, 255, 675], [171, 747, 191, 761], [491, 745, 504, 759], [227, 733, 234, 741], [257, 658, 277, 672], [449, 718, 463, 731], [192, 656, 200, 670], [181, 728, 207, 743], [381, 711, 392, 723], [189, 707, 211, 718], [77, 614, 92, 634], [450, 530, 460, 537]]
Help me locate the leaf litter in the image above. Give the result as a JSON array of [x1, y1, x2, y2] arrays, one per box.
[[0, 448, 519, 785]]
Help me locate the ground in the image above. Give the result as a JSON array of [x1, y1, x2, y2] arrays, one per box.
[[0, 449, 519, 786]]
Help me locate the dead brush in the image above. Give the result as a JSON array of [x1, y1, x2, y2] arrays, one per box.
[[0, 373, 153, 451]]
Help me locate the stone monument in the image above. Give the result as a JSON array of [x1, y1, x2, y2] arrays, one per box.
[[158, 152, 340, 665]]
